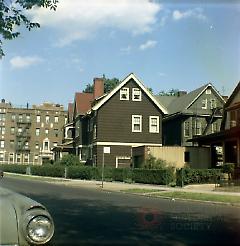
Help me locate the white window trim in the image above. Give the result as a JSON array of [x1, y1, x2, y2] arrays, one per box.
[[195, 121, 202, 135], [36, 115, 41, 123], [201, 99, 207, 109], [120, 87, 129, 101], [184, 121, 190, 137], [206, 89, 211, 94], [132, 115, 142, 133], [149, 116, 159, 133], [115, 156, 131, 168], [8, 152, 15, 163], [132, 88, 142, 101], [43, 138, 50, 152]]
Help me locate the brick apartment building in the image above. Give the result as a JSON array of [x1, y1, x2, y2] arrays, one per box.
[[0, 99, 67, 164]]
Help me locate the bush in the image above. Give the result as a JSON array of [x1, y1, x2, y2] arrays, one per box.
[[57, 154, 82, 166], [31, 165, 65, 177], [143, 155, 169, 169], [222, 163, 235, 179], [0, 164, 27, 174], [176, 167, 222, 186], [133, 168, 174, 185], [67, 166, 96, 179]]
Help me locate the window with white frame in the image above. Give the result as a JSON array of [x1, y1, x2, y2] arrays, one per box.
[[132, 115, 142, 132], [10, 127, 15, 134], [149, 116, 159, 133], [16, 153, 21, 163], [9, 153, 14, 163], [194, 120, 202, 135], [46, 116, 50, 123], [184, 121, 190, 137], [26, 114, 31, 122], [210, 99, 217, 109], [35, 142, 39, 149], [120, 88, 129, 100], [0, 113, 6, 121], [45, 129, 49, 135], [0, 126, 5, 135], [36, 115, 41, 123], [34, 154, 39, 162], [206, 89, 211, 94], [24, 153, 29, 163], [201, 99, 207, 109], [0, 152, 4, 162], [0, 140, 4, 148], [18, 114, 23, 122], [132, 88, 142, 101], [43, 139, 49, 151], [54, 116, 59, 123], [36, 128, 40, 136], [11, 114, 15, 122]]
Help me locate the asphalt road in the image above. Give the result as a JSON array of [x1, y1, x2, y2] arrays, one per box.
[[1, 177, 240, 246]]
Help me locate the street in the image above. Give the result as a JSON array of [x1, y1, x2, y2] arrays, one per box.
[[1, 176, 240, 245]]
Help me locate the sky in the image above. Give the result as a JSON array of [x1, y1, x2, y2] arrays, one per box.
[[0, 0, 240, 109]]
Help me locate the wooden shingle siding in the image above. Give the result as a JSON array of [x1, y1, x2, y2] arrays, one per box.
[[97, 79, 163, 144]]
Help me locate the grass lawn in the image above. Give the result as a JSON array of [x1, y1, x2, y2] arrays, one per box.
[[123, 188, 240, 204]]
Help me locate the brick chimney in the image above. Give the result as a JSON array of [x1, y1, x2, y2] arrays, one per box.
[[93, 78, 104, 99]]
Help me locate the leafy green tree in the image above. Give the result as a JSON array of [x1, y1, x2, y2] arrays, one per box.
[[57, 154, 82, 166], [158, 88, 179, 96], [0, 0, 58, 57], [83, 83, 93, 93]]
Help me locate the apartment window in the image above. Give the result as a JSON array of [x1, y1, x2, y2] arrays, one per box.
[[10, 140, 14, 149], [18, 114, 23, 122], [18, 127, 22, 133], [0, 140, 5, 148], [16, 154, 21, 163], [206, 89, 211, 95], [9, 153, 14, 163], [149, 116, 159, 133], [132, 115, 142, 132], [46, 116, 50, 123], [210, 99, 217, 109], [54, 129, 58, 137], [0, 113, 5, 122], [43, 140, 49, 151], [24, 153, 29, 163], [34, 154, 39, 162], [35, 142, 39, 149], [0, 126, 5, 135], [36, 128, 40, 136], [17, 141, 21, 148], [10, 127, 15, 134], [25, 141, 29, 149], [184, 121, 190, 137], [26, 114, 31, 122], [201, 99, 207, 109], [11, 114, 15, 122], [45, 129, 49, 135], [132, 88, 142, 101], [54, 116, 59, 123], [120, 88, 129, 100], [36, 115, 41, 123]]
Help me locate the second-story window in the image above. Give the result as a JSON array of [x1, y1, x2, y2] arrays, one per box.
[[93, 124, 97, 139], [45, 129, 49, 135], [194, 120, 202, 135], [0, 140, 4, 148], [26, 114, 31, 122], [46, 116, 50, 123], [149, 116, 159, 133], [36, 115, 41, 123], [184, 121, 190, 137], [120, 88, 129, 100], [132, 115, 142, 132], [36, 128, 40, 136], [18, 114, 23, 122], [0, 113, 6, 122], [132, 88, 142, 101], [54, 116, 59, 123], [11, 114, 15, 122], [210, 99, 217, 109]]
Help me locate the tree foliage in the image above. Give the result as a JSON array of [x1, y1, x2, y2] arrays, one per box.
[[158, 88, 180, 96], [0, 0, 58, 57]]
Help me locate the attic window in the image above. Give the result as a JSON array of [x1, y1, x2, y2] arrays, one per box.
[[132, 88, 142, 101], [206, 89, 211, 95], [120, 88, 129, 100]]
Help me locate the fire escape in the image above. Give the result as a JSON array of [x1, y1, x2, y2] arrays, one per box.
[[15, 117, 31, 153]]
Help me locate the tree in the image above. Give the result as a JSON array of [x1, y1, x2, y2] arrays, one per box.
[[0, 0, 58, 57], [83, 75, 120, 94], [158, 88, 179, 96]]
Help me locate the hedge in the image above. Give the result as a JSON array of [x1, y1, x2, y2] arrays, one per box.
[[0, 164, 27, 174], [176, 167, 222, 186]]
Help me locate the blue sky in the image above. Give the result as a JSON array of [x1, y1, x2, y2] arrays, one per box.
[[0, 0, 239, 109]]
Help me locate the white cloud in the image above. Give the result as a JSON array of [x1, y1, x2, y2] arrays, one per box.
[[29, 0, 162, 46], [10, 56, 43, 69], [139, 40, 157, 51], [172, 8, 207, 21]]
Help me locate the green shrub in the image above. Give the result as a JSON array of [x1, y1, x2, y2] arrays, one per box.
[[132, 168, 174, 185], [222, 163, 235, 179], [67, 166, 96, 179], [143, 155, 169, 169], [57, 154, 82, 166], [176, 167, 222, 186], [31, 165, 65, 177], [0, 164, 27, 174]]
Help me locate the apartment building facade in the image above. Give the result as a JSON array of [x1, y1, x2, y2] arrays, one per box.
[[0, 100, 67, 164]]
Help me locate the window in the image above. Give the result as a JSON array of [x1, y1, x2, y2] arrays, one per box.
[[35, 142, 39, 149], [210, 99, 217, 109], [24, 153, 29, 163], [54, 116, 59, 123], [36, 128, 40, 136], [0, 140, 4, 148], [45, 129, 49, 135], [54, 129, 58, 137], [9, 153, 14, 163], [36, 115, 41, 123], [184, 121, 190, 137], [120, 88, 129, 100], [18, 127, 22, 133], [0, 113, 5, 122], [46, 116, 50, 123], [11, 114, 15, 122], [194, 120, 202, 135], [212, 122, 218, 133], [201, 99, 207, 109], [206, 89, 211, 94], [18, 114, 23, 122], [43, 140, 49, 151], [93, 124, 97, 139], [132, 115, 142, 132], [34, 154, 39, 162], [0, 126, 5, 135], [16, 154, 21, 163], [11, 127, 15, 134], [149, 116, 159, 133], [26, 114, 31, 122], [132, 88, 142, 101], [0, 152, 4, 162]]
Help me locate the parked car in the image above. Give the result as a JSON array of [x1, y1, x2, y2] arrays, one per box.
[[0, 187, 54, 245], [0, 169, 3, 178]]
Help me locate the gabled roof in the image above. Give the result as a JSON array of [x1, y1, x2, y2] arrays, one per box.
[[74, 92, 94, 116], [160, 83, 225, 115], [91, 73, 168, 114], [225, 81, 240, 108]]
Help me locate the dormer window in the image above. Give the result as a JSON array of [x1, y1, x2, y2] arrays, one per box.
[[132, 88, 142, 101], [120, 88, 129, 100], [206, 89, 211, 95]]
